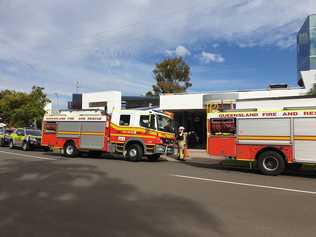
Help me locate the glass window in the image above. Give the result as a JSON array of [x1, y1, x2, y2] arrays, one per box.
[[0, 128, 3, 135], [119, 115, 131, 126], [5, 129, 14, 135], [26, 129, 41, 136], [16, 129, 25, 136], [310, 15, 316, 28], [210, 119, 236, 135], [310, 28, 316, 56], [139, 115, 155, 129], [310, 57, 316, 69], [157, 115, 174, 133], [44, 122, 57, 133]]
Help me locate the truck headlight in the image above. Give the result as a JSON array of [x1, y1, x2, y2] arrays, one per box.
[[155, 145, 165, 153]]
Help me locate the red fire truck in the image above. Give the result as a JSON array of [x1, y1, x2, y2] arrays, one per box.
[[207, 108, 316, 175], [42, 109, 175, 161]]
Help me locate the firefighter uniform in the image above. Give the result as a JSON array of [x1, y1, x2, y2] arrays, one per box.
[[177, 127, 188, 160]]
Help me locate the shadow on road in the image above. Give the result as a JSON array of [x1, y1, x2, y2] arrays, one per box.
[[0, 159, 223, 237], [182, 158, 316, 179], [40, 150, 168, 163]]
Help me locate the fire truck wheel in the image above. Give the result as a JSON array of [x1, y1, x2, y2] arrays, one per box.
[[126, 144, 143, 162], [147, 154, 161, 162], [257, 150, 286, 176], [64, 142, 78, 157]]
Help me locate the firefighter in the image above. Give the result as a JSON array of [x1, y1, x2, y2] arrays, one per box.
[[176, 126, 188, 161]]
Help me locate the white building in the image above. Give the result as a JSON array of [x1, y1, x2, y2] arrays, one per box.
[[82, 91, 122, 113]]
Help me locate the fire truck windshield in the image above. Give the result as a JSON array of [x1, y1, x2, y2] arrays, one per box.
[[157, 115, 175, 133]]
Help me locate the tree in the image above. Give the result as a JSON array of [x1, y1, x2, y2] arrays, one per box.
[[0, 86, 50, 128], [147, 57, 191, 96]]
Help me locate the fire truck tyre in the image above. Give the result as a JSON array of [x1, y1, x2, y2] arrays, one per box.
[[22, 142, 29, 151], [147, 154, 161, 162], [64, 142, 78, 157], [126, 144, 143, 162], [9, 140, 14, 149], [257, 151, 286, 176]]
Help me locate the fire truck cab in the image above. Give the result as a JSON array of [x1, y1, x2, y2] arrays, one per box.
[[207, 108, 316, 175], [42, 109, 175, 161]]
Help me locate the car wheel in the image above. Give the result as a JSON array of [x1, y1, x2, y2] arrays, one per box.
[[257, 150, 286, 176], [126, 144, 143, 162], [22, 142, 29, 151], [9, 140, 14, 149], [64, 142, 78, 157], [147, 154, 161, 162], [0, 139, 4, 147]]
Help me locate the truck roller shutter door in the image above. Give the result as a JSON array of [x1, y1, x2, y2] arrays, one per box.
[[80, 122, 105, 150]]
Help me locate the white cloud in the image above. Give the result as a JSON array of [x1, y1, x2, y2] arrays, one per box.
[[0, 0, 315, 107], [165, 45, 190, 57], [200, 52, 225, 63], [175, 46, 191, 57]]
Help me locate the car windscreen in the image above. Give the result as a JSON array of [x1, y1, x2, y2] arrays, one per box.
[[26, 129, 42, 136], [5, 129, 14, 135], [157, 115, 175, 133]]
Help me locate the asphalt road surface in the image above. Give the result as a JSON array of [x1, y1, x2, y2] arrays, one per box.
[[1, 147, 316, 237]]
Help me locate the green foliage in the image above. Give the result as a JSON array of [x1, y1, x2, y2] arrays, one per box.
[[0, 86, 50, 128], [308, 84, 316, 96], [147, 57, 191, 96]]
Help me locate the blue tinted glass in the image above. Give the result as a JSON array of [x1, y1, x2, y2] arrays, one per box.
[[310, 28, 316, 56], [310, 57, 316, 69], [310, 15, 316, 28]]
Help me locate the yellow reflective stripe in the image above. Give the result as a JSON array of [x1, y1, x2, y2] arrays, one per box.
[[238, 136, 290, 141], [57, 131, 104, 136], [111, 123, 146, 132], [111, 133, 156, 139], [239, 135, 316, 141], [294, 136, 316, 141]]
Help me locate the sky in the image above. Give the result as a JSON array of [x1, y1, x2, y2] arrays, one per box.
[[0, 0, 315, 108]]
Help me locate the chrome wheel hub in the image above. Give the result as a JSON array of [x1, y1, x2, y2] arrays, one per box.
[[129, 149, 137, 157], [66, 146, 74, 155], [263, 156, 279, 171]]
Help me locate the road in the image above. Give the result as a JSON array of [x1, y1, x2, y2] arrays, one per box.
[[1, 147, 316, 237]]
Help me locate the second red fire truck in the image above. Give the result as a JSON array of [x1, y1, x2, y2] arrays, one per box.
[[42, 109, 175, 161], [207, 108, 316, 175]]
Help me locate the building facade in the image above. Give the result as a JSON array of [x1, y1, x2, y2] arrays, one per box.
[[297, 14, 316, 81]]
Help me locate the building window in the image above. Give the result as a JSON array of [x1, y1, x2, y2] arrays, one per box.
[[310, 28, 316, 56], [119, 115, 131, 126], [310, 15, 316, 28], [89, 101, 107, 108]]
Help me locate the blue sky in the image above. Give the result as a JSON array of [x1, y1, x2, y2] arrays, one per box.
[[0, 0, 315, 108]]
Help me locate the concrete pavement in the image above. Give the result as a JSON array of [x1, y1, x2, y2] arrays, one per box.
[[1, 147, 316, 237]]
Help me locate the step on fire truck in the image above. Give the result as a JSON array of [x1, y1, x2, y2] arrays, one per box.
[[207, 108, 316, 175], [42, 109, 175, 161]]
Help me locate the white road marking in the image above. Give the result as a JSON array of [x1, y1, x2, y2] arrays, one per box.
[[172, 174, 316, 195], [0, 150, 57, 161]]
